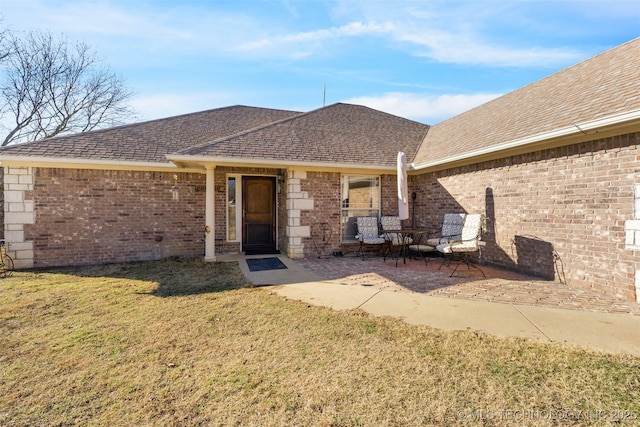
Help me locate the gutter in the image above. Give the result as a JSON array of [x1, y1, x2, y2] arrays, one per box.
[[411, 108, 640, 172], [0, 155, 202, 173]]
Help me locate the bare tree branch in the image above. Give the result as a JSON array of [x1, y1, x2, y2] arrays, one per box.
[[0, 30, 136, 146], [0, 19, 10, 63]]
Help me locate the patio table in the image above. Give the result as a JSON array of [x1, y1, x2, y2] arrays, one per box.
[[385, 228, 430, 267]]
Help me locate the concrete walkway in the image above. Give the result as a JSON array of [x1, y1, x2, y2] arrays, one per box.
[[225, 254, 640, 357]]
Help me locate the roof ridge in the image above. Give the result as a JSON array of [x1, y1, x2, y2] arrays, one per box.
[[171, 103, 354, 155], [172, 102, 430, 156], [0, 105, 301, 149], [170, 107, 316, 154]]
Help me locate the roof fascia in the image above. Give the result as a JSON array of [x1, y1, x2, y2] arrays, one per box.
[[412, 109, 640, 172], [0, 156, 204, 173]]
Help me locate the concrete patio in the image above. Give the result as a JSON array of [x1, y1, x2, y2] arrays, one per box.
[[222, 252, 640, 356]]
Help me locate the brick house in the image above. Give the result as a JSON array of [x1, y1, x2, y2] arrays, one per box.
[[1, 38, 640, 303]]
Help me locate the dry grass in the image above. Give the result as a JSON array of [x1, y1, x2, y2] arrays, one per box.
[[1, 258, 639, 426]]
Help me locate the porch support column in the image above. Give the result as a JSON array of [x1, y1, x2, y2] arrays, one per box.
[[204, 165, 216, 262]]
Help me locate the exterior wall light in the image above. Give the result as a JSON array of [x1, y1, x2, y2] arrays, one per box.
[[277, 175, 284, 194]]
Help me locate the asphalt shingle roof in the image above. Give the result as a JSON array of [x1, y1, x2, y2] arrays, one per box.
[[0, 106, 301, 164], [174, 103, 429, 168], [413, 37, 640, 167]]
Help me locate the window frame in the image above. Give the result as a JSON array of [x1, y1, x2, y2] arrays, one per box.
[[340, 175, 381, 242]]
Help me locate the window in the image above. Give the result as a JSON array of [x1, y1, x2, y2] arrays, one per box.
[[341, 175, 380, 241], [227, 175, 240, 241]]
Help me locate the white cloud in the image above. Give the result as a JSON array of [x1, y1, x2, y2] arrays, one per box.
[[344, 92, 503, 124], [334, 0, 587, 67], [232, 21, 393, 59], [230, 12, 582, 67], [2, 0, 588, 68], [1, 1, 259, 60], [394, 31, 583, 67]]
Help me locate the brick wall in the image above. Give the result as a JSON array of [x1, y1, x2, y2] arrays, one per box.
[[27, 168, 206, 267], [299, 172, 398, 257], [300, 171, 341, 257], [380, 174, 410, 220], [411, 132, 640, 301]]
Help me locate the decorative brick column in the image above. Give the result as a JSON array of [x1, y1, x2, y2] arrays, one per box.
[[625, 183, 640, 302], [3, 167, 35, 268], [285, 170, 312, 258]]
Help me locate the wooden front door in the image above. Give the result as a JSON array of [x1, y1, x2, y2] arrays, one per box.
[[242, 176, 276, 253]]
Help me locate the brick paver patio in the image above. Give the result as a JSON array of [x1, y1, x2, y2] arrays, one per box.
[[296, 255, 640, 316]]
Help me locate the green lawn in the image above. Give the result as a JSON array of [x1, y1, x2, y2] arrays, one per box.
[[1, 258, 638, 426]]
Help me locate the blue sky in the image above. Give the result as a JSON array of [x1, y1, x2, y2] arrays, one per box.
[[1, 0, 639, 125]]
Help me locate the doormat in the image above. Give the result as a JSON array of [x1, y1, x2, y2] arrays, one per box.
[[245, 249, 281, 256], [246, 257, 287, 272]]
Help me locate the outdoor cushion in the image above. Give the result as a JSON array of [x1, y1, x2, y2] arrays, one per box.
[[408, 243, 435, 252], [457, 213, 482, 249], [436, 214, 483, 253], [426, 213, 465, 246], [436, 243, 476, 253], [356, 217, 385, 244], [380, 216, 413, 246], [436, 214, 485, 277]]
